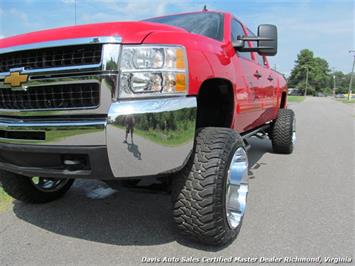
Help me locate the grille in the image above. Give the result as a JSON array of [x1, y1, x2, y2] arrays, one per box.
[[0, 44, 102, 73], [0, 83, 100, 110]]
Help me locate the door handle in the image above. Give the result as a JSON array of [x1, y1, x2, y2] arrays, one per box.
[[267, 75, 274, 81], [254, 71, 262, 79]]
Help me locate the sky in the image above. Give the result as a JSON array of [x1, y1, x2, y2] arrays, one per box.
[[0, 0, 354, 76]]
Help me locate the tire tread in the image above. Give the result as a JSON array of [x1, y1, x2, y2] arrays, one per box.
[[271, 109, 295, 154], [172, 127, 244, 245]]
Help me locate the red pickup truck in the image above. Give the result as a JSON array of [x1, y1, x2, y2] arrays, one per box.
[[0, 11, 295, 246]]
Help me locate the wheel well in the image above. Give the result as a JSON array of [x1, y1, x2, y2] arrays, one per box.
[[196, 78, 234, 128], [280, 91, 287, 108]]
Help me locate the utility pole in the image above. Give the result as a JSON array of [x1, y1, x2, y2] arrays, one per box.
[[348, 50, 355, 101], [332, 67, 336, 98], [304, 66, 309, 97]]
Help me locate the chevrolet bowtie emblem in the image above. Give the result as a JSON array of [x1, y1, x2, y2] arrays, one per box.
[[4, 71, 29, 88]]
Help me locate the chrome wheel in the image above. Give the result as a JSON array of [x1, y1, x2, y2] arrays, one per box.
[[225, 147, 249, 229], [31, 177, 71, 192], [292, 117, 296, 144]]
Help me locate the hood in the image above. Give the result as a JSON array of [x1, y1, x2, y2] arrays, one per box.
[[0, 21, 187, 49]]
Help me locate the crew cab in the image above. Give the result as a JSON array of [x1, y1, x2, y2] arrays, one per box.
[[0, 11, 295, 246]]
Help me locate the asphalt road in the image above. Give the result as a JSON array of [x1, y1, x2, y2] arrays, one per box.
[[0, 97, 354, 265]]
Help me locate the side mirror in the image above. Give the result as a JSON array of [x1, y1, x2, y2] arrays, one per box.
[[257, 24, 277, 56], [233, 24, 278, 56]]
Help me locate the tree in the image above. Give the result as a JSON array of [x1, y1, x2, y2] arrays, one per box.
[[333, 71, 352, 94], [288, 49, 313, 88], [288, 49, 331, 95]]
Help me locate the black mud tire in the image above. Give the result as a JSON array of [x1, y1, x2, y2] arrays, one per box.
[[0, 171, 74, 204], [172, 127, 246, 246], [271, 109, 295, 154]]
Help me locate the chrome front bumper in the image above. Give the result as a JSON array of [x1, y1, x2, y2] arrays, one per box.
[[0, 97, 197, 179]]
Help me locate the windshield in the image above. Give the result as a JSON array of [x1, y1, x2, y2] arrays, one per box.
[[144, 12, 224, 41]]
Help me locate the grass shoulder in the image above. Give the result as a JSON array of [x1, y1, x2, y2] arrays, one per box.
[[288, 96, 305, 102], [340, 99, 355, 104], [134, 125, 194, 146], [115, 121, 195, 146], [0, 186, 13, 213]]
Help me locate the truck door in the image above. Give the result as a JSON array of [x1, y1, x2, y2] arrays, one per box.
[[230, 19, 260, 132], [246, 28, 276, 126], [261, 57, 279, 120], [255, 50, 277, 122]]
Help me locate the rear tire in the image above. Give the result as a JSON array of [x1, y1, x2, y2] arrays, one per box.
[[172, 127, 249, 246], [271, 109, 296, 154], [0, 171, 74, 204]]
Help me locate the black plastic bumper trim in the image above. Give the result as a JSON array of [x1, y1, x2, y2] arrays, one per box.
[[0, 143, 114, 179]]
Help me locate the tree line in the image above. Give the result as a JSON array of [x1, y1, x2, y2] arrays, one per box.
[[117, 108, 195, 132], [288, 49, 353, 95]]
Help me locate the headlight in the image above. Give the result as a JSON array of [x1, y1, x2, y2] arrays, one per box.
[[119, 45, 188, 97]]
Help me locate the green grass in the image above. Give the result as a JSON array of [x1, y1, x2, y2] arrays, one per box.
[[45, 129, 100, 143], [115, 121, 195, 146], [0, 186, 13, 213], [288, 96, 305, 102], [134, 126, 194, 147], [341, 99, 355, 104]]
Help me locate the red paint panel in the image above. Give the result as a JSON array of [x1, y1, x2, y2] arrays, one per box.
[[1, 11, 287, 134], [0, 22, 186, 48]]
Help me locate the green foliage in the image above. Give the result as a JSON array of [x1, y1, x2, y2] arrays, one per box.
[[288, 49, 355, 96], [134, 120, 195, 146], [333, 71, 353, 94], [117, 109, 195, 133], [115, 108, 196, 146], [288, 49, 331, 95]]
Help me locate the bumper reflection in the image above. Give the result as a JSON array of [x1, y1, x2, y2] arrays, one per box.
[[107, 97, 197, 178]]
